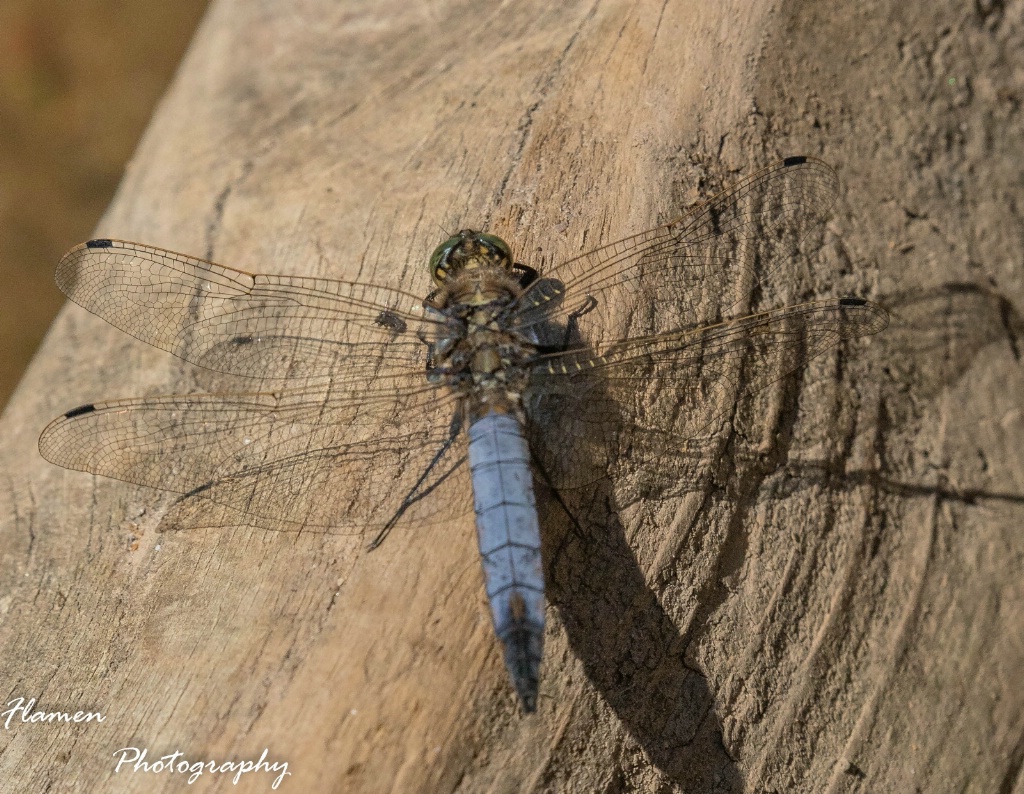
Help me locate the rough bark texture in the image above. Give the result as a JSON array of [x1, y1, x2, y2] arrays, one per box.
[[0, 0, 1021, 792]]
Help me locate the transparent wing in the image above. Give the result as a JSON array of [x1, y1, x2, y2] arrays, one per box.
[[44, 158, 868, 538], [515, 156, 840, 347], [39, 383, 473, 537], [57, 239, 437, 380], [525, 298, 889, 490]]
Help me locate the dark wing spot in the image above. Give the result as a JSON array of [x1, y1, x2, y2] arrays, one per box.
[[782, 155, 807, 167], [64, 404, 97, 419], [839, 297, 867, 306], [231, 335, 256, 345], [85, 239, 113, 248], [375, 310, 407, 333]]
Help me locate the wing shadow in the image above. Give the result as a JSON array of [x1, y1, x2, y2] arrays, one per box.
[[876, 281, 1022, 397]]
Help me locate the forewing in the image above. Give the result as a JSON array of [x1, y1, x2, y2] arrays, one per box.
[[517, 157, 840, 346], [57, 239, 435, 380], [525, 298, 888, 490], [39, 383, 472, 536]]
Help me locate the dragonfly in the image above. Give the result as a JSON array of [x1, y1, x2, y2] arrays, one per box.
[[39, 155, 888, 712]]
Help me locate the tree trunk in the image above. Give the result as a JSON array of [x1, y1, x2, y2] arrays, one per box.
[[0, 0, 1020, 791]]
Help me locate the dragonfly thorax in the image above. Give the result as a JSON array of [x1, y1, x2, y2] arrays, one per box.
[[424, 280, 536, 423]]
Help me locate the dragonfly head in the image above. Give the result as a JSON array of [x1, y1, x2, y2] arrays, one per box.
[[429, 230, 513, 286]]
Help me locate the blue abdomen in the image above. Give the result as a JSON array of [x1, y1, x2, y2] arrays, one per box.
[[468, 412, 544, 712]]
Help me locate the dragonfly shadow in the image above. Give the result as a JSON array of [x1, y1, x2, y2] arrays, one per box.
[[765, 462, 1024, 508], [532, 280, 1023, 787], [877, 281, 1023, 400], [768, 281, 1024, 507], [542, 481, 742, 791]]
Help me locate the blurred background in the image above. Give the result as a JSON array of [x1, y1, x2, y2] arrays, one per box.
[[0, 0, 209, 412]]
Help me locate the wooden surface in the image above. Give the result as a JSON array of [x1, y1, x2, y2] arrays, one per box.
[[0, 0, 1021, 791]]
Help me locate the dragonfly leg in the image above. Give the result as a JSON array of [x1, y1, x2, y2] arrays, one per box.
[[562, 294, 598, 349], [369, 412, 466, 550], [421, 287, 442, 308], [512, 262, 540, 288], [419, 330, 452, 378], [533, 293, 599, 355]]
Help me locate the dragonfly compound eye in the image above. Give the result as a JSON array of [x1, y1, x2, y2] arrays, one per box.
[[429, 235, 463, 285], [477, 233, 512, 263]]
